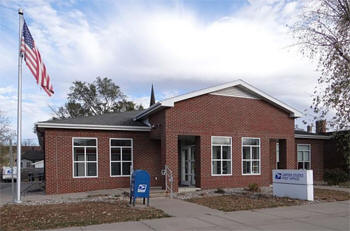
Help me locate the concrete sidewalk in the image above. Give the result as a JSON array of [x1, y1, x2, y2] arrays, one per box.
[[49, 199, 350, 231]]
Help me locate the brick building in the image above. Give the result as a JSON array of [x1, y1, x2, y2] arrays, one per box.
[[36, 80, 333, 194]]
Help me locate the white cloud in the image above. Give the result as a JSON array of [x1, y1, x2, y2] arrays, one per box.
[[0, 0, 321, 140]]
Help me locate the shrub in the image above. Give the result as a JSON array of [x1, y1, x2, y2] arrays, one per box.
[[214, 188, 225, 194], [324, 168, 349, 185], [247, 183, 260, 192]]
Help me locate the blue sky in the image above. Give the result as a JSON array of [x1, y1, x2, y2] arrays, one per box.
[[0, 0, 320, 143]]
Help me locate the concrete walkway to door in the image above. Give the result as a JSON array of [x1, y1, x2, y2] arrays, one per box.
[[50, 198, 350, 231]]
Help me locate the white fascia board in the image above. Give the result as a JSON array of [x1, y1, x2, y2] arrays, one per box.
[[237, 81, 303, 118], [134, 102, 163, 120], [161, 79, 302, 117], [295, 134, 331, 140], [135, 79, 303, 120], [160, 80, 242, 107], [35, 122, 151, 132]]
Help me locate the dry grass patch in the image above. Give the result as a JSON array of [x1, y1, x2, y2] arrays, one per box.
[[0, 200, 168, 231], [187, 193, 305, 212], [315, 188, 350, 201]]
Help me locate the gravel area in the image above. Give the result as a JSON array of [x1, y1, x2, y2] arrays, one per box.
[[175, 186, 273, 200]]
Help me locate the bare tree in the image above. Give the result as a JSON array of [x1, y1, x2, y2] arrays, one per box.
[[292, 0, 350, 130], [0, 110, 10, 144]]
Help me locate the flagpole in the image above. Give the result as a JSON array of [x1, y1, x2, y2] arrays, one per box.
[[16, 8, 24, 203]]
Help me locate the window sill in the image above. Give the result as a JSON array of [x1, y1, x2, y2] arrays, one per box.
[[110, 175, 131, 177], [211, 174, 232, 176], [73, 176, 98, 179], [242, 173, 261, 176]]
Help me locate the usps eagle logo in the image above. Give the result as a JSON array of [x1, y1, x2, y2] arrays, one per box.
[[275, 172, 282, 180], [137, 184, 147, 193]]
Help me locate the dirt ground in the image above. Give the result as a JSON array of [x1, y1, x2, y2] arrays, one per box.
[[186, 188, 350, 212], [0, 199, 169, 231]]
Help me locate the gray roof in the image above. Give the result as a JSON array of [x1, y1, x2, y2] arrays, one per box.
[[294, 130, 314, 135], [41, 110, 147, 127], [22, 150, 44, 161]]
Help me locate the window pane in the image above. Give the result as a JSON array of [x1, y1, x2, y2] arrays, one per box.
[[74, 147, 85, 161], [298, 162, 303, 169], [243, 147, 250, 159], [222, 146, 231, 159], [122, 162, 131, 175], [243, 161, 250, 174], [303, 151, 310, 161], [304, 162, 310, 170], [298, 145, 309, 152], [252, 161, 259, 173], [74, 139, 96, 146], [252, 147, 259, 159], [86, 147, 96, 161], [111, 139, 131, 146], [111, 148, 121, 161], [212, 137, 231, 145], [212, 146, 221, 159], [111, 162, 121, 175], [297, 151, 303, 161], [87, 163, 97, 176], [243, 138, 259, 145], [222, 161, 231, 174], [74, 163, 85, 176], [212, 161, 221, 174], [122, 148, 132, 161]]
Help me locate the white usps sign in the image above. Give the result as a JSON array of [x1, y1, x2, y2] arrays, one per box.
[[272, 169, 314, 201], [273, 170, 313, 185]]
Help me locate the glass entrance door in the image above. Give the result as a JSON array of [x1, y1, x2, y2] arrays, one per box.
[[181, 145, 195, 186]]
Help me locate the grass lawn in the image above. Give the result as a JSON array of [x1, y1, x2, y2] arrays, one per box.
[[186, 189, 350, 212], [0, 200, 169, 231]]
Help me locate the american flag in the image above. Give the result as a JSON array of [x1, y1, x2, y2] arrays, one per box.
[[20, 20, 54, 96]]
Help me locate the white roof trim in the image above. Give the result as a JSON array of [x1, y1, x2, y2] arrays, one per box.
[[36, 122, 151, 131], [135, 79, 303, 119], [134, 102, 162, 120], [295, 134, 331, 140]]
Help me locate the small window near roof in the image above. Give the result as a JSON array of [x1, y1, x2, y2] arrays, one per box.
[[297, 144, 311, 170]]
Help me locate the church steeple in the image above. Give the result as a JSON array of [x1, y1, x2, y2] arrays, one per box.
[[150, 84, 155, 107]]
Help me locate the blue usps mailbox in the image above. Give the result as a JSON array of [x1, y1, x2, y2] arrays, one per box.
[[130, 170, 150, 206]]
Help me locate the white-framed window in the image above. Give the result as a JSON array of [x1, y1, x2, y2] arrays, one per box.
[[242, 137, 261, 175], [72, 138, 98, 178], [211, 136, 232, 176], [110, 138, 133, 177], [297, 144, 311, 170]]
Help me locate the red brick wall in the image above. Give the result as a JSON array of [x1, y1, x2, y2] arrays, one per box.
[[159, 94, 296, 191], [45, 129, 161, 194], [44, 93, 298, 194], [295, 138, 325, 181]]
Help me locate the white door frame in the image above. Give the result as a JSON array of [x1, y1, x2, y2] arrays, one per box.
[[180, 145, 195, 186]]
